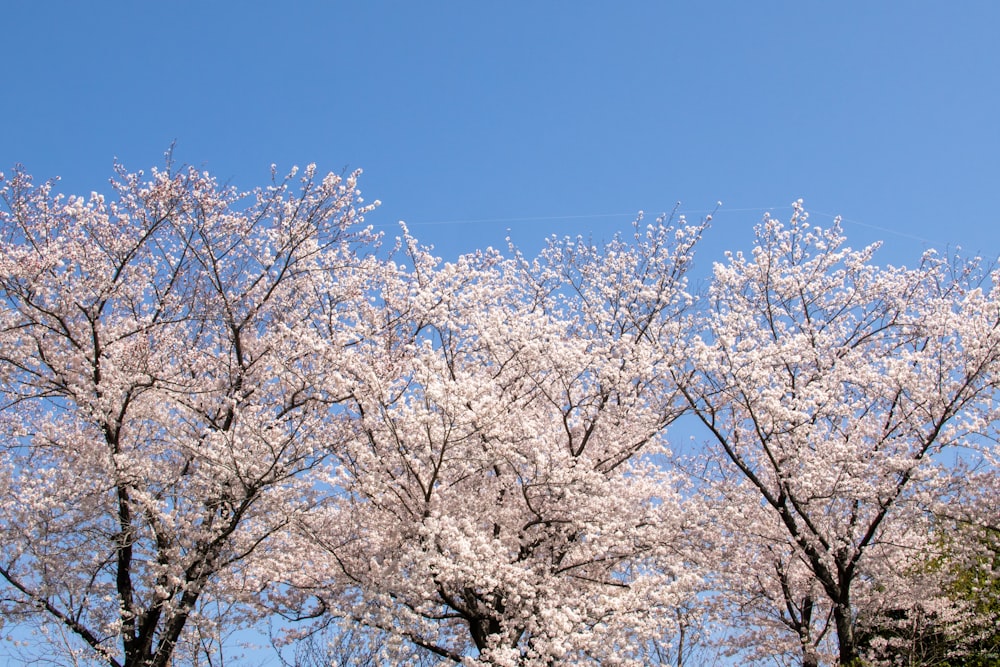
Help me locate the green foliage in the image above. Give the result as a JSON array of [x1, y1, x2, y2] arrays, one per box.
[[939, 527, 1000, 666], [857, 526, 1000, 666]]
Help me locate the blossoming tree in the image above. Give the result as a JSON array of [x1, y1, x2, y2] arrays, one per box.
[[680, 206, 1000, 665], [0, 161, 377, 667], [3, 158, 997, 667], [286, 217, 708, 665]]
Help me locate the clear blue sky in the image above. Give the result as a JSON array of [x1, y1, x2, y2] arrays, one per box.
[[4, 2, 999, 271]]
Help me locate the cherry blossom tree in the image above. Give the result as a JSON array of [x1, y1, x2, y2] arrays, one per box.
[[679, 205, 1000, 665], [0, 160, 377, 667], [282, 216, 709, 665], [7, 156, 996, 667], [697, 470, 835, 667]]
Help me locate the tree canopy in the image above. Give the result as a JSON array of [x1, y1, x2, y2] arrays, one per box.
[[0, 164, 997, 667]]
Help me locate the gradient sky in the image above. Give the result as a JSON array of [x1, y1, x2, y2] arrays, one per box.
[[4, 2, 999, 275]]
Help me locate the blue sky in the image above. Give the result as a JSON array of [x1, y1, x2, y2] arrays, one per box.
[[4, 3, 999, 272]]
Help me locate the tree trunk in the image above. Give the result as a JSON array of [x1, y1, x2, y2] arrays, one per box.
[[833, 601, 859, 666]]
